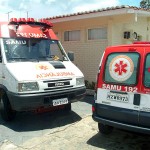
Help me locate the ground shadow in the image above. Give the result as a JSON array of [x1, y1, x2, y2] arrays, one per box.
[[0, 109, 81, 132], [87, 129, 150, 150], [83, 95, 93, 105]]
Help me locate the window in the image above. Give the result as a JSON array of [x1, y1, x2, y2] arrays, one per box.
[[88, 27, 107, 40], [104, 53, 139, 85], [144, 54, 150, 87], [64, 30, 80, 41]]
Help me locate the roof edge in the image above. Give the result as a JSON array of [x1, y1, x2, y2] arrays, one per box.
[[45, 5, 150, 21]]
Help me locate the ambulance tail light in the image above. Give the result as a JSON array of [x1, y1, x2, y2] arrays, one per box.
[[95, 73, 99, 92], [92, 106, 95, 112], [95, 66, 101, 92]]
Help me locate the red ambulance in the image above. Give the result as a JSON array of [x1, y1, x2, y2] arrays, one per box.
[[92, 42, 150, 134]]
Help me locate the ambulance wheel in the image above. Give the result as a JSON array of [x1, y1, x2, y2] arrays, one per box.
[[98, 123, 113, 135], [0, 93, 16, 121], [64, 104, 71, 111]]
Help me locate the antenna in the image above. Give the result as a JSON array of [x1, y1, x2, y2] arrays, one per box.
[[6, 11, 12, 21]]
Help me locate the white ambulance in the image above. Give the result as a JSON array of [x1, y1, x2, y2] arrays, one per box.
[[0, 18, 85, 121], [93, 42, 150, 134]]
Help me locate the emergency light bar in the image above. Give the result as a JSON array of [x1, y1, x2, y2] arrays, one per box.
[[9, 18, 53, 28]]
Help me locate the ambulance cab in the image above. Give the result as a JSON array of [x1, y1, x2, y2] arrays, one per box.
[[92, 42, 150, 134]]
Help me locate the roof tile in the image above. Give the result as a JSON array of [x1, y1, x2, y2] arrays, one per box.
[[45, 5, 150, 20]]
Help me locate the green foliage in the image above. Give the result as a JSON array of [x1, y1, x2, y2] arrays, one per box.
[[140, 0, 150, 9], [85, 80, 96, 90]]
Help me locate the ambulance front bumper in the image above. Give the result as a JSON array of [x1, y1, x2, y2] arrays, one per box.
[[7, 86, 86, 111]]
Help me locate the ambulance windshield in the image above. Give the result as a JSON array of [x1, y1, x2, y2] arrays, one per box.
[[3, 38, 68, 62]]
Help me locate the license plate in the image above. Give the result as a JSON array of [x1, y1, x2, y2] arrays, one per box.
[[53, 98, 68, 106], [107, 92, 128, 103]]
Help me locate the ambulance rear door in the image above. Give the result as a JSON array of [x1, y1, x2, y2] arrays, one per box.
[[96, 46, 142, 126]]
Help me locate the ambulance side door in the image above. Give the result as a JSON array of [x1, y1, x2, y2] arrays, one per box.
[[139, 49, 150, 127]]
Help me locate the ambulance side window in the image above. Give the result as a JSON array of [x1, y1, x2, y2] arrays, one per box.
[[144, 54, 150, 87], [50, 41, 63, 60], [104, 53, 139, 85]]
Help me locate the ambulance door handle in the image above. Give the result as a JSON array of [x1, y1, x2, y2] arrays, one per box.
[[133, 94, 141, 106]]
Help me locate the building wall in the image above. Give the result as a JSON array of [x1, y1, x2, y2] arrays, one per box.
[[123, 17, 149, 42], [51, 14, 149, 82], [53, 17, 108, 82], [108, 14, 133, 46], [108, 15, 150, 46]]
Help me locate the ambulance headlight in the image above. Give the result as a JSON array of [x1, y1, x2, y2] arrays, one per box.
[[18, 82, 39, 92], [76, 77, 85, 86]]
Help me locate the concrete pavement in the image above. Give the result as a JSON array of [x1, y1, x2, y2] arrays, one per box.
[[0, 96, 150, 150]]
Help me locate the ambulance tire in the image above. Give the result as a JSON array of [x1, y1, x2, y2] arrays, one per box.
[[98, 123, 113, 135], [64, 103, 71, 111], [0, 93, 16, 121]]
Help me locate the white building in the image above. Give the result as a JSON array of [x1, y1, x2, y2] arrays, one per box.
[[47, 5, 150, 83]]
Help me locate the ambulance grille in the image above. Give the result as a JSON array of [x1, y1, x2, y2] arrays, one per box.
[[44, 86, 73, 91], [43, 78, 73, 91]]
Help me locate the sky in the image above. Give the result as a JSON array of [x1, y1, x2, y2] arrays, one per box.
[[0, 0, 142, 21]]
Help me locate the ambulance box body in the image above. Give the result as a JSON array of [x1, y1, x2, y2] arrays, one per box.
[[0, 18, 85, 121]]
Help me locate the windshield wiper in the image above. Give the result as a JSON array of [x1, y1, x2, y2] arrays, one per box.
[[8, 57, 28, 61], [8, 57, 40, 62], [28, 58, 39, 62]]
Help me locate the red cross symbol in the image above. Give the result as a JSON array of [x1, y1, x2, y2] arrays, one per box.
[[39, 65, 48, 70], [114, 61, 127, 75]]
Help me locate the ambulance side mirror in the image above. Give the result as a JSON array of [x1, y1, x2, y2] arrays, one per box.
[[68, 51, 74, 61]]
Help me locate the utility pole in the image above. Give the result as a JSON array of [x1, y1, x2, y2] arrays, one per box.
[[6, 11, 12, 21], [25, 10, 30, 19]]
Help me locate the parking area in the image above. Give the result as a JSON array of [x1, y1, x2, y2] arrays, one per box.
[[0, 96, 150, 150]]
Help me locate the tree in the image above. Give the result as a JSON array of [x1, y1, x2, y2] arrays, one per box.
[[140, 0, 150, 9]]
